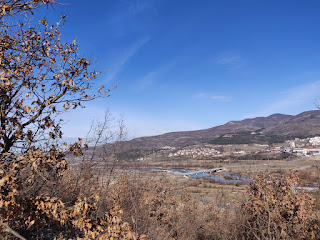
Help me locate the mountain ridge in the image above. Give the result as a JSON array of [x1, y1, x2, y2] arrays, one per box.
[[108, 110, 320, 150]]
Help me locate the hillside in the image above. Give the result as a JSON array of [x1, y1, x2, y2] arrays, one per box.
[[115, 113, 292, 149], [118, 110, 320, 150], [262, 110, 320, 136], [95, 110, 320, 153]]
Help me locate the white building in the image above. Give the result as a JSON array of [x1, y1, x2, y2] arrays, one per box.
[[309, 137, 320, 146], [290, 141, 295, 148]]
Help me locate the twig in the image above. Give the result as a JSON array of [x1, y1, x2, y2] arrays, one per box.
[[0, 221, 27, 240]]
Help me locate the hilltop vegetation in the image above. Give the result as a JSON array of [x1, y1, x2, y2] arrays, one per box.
[[209, 131, 309, 145]]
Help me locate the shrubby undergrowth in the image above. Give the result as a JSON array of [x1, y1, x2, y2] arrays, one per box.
[[2, 154, 320, 239]]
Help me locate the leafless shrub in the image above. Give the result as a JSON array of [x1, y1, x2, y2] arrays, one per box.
[[242, 172, 320, 239]]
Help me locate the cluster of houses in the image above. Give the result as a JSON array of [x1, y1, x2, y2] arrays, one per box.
[[168, 147, 221, 158], [273, 137, 320, 156], [164, 136, 320, 159]]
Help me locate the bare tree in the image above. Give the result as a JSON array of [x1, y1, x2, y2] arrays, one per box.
[[0, 2, 142, 239], [0, 0, 54, 20], [73, 109, 130, 196], [0, 1, 114, 159]]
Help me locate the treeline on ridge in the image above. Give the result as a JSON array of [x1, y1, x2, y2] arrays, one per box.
[[209, 131, 309, 145]]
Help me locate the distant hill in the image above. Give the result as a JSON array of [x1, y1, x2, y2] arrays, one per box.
[[262, 110, 320, 136], [100, 110, 320, 151]]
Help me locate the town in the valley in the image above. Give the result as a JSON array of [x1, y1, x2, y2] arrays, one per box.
[[136, 136, 320, 161]]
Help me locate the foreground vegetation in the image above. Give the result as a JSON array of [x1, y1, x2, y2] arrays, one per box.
[[2, 157, 320, 239]]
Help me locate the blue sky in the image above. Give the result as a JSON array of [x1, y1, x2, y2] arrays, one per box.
[[40, 0, 320, 138]]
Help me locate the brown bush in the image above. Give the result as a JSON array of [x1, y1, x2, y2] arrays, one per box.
[[0, 148, 143, 239], [242, 172, 320, 240], [102, 173, 247, 240]]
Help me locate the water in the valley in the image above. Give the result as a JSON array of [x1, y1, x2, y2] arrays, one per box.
[[150, 168, 250, 184]]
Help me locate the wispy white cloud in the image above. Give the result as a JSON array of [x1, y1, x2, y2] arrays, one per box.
[[108, 0, 158, 38], [194, 93, 232, 102], [215, 52, 246, 69], [135, 71, 158, 90], [126, 0, 157, 15], [135, 62, 175, 91], [105, 37, 150, 82], [209, 95, 232, 101], [246, 80, 320, 118]]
